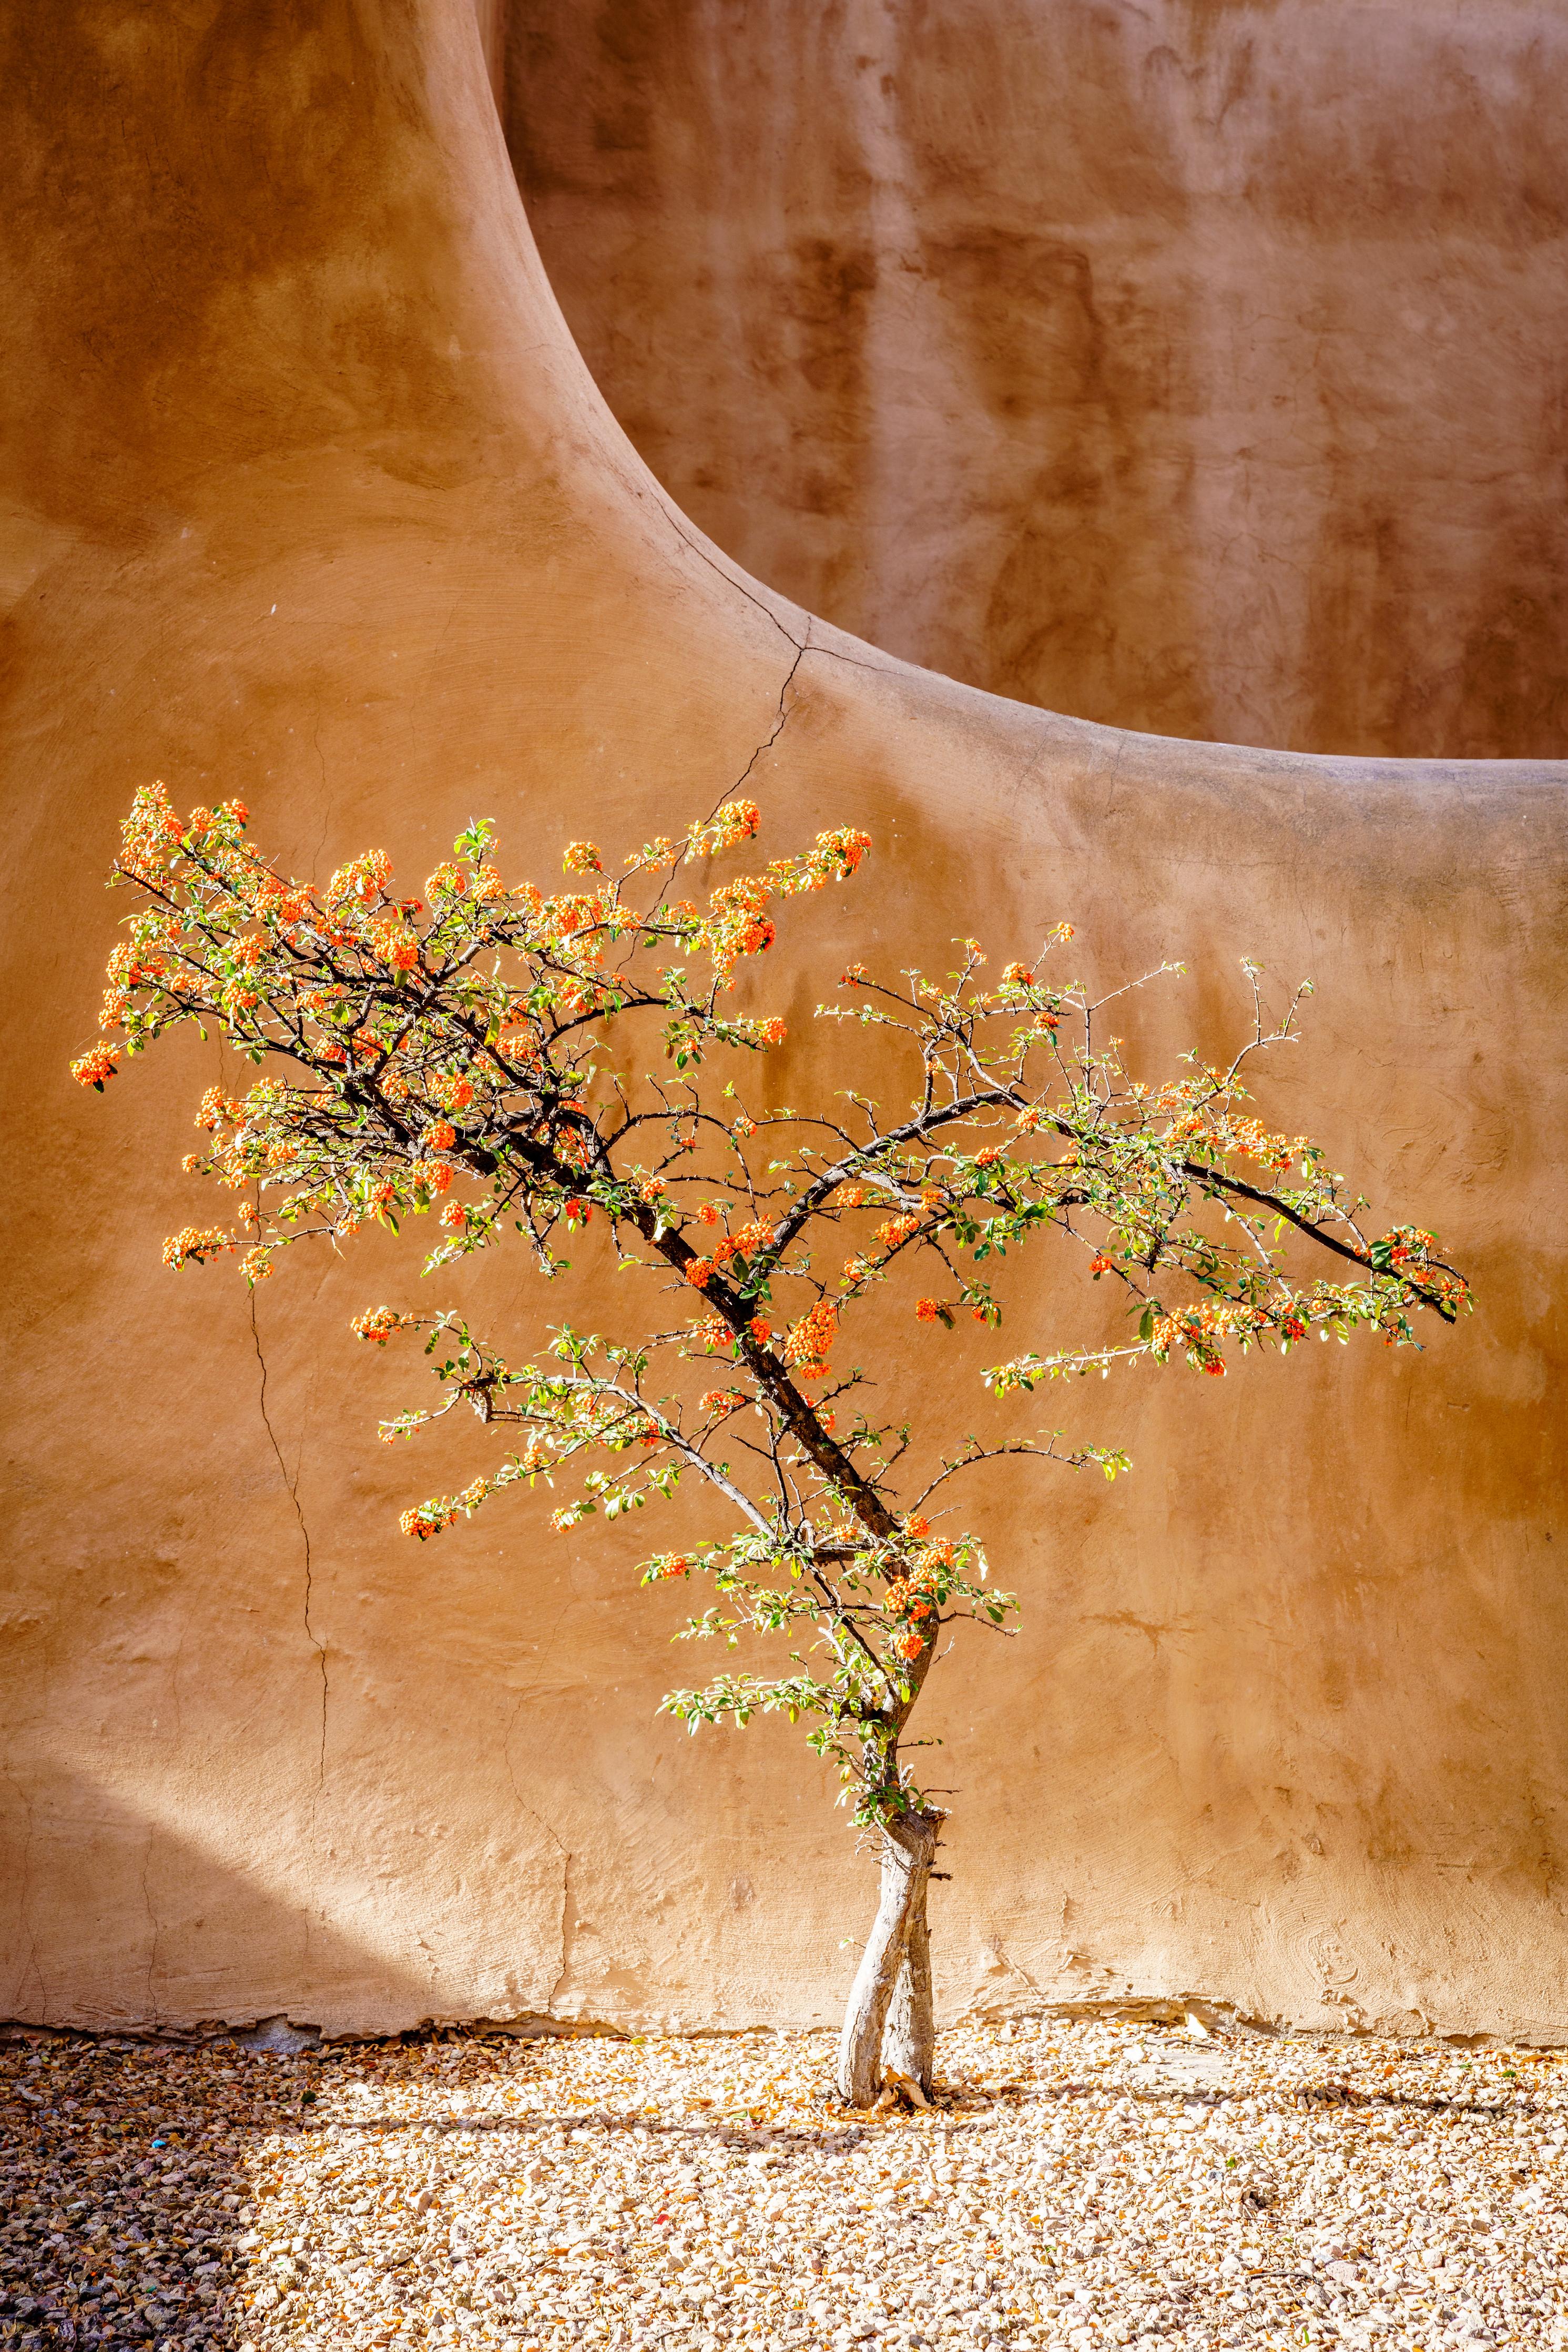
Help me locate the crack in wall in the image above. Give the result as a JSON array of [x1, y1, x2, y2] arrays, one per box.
[[661, 500, 923, 754], [502, 1690, 573, 2018], [661, 506, 805, 664], [726, 636, 806, 797], [250, 1294, 329, 1797], [547, 1848, 574, 2016], [139, 1828, 162, 2030], [307, 783, 329, 884], [4, 1768, 46, 2021], [802, 640, 898, 678]]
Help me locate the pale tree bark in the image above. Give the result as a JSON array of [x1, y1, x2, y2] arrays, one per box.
[[836, 1809, 941, 2105], [880, 1880, 934, 2091]]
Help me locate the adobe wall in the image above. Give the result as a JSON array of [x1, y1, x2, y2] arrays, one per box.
[[1, 0, 1564, 2042], [500, 0, 1568, 759]]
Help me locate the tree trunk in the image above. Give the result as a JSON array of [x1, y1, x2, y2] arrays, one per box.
[[881, 1881, 934, 2091], [836, 1809, 940, 2106]]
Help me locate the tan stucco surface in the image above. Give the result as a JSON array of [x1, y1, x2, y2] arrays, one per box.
[[1, 0, 1565, 2042], [502, 0, 1568, 759]]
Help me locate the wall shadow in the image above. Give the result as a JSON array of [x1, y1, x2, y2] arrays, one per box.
[[2, 1762, 463, 2048], [1, 2030, 314, 2350]]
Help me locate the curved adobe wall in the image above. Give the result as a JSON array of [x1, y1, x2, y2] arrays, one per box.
[[0, 0, 1565, 2041], [499, 0, 1568, 759]]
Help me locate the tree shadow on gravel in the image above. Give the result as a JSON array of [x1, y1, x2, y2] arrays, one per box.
[[308, 2105, 868, 2154], [991, 2077, 1511, 2122], [0, 2023, 321, 2352]]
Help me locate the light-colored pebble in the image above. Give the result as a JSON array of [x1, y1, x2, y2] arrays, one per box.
[[4, 2018, 1566, 2351]]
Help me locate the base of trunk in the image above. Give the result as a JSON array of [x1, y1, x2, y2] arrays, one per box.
[[836, 1810, 940, 2106]]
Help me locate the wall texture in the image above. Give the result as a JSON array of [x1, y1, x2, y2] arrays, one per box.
[[1, 0, 1565, 2043], [500, 0, 1568, 759]]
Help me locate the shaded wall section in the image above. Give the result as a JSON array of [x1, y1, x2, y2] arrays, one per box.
[[499, 0, 1568, 758], [1, 0, 1565, 2041]]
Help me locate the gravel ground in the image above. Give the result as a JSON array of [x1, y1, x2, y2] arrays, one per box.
[[3, 2016, 1566, 2352]]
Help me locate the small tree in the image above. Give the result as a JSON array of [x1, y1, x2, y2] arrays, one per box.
[[74, 785, 1468, 2104]]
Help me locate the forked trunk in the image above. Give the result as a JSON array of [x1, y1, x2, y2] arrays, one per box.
[[836, 1809, 941, 2106], [881, 1881, 934, 2087]]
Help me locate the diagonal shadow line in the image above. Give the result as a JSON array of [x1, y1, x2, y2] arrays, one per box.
[[300, 2105, 865, 2153], [990, 2080, 1509, 2120]]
